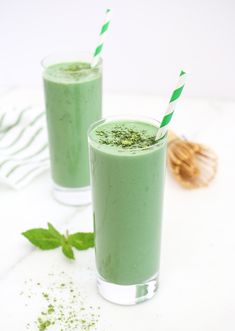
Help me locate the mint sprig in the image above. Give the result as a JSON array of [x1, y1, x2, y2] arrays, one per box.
[[22, 223, 94, 260]]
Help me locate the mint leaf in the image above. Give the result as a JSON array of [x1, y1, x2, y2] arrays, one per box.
[[68, 232, 94, 250], [47, 223, 63, 241], [22, 223, 94, 260], [62, 242, 75, 260], [22, 229, 61, 250]]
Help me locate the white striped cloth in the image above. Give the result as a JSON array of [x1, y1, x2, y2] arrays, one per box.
[[0, 89, 49, 189]]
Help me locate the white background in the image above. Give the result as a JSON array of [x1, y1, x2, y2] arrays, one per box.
[[0, 1, 235, 329], [0, 0, 235, 97]]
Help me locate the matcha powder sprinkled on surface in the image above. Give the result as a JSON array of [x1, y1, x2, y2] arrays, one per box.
[[22, 272, 101, 331], [38, 318, 53, 331]]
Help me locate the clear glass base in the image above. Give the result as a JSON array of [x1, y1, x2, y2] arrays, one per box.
[[97, 273, 159, 305], [53, 184, 91, 207]]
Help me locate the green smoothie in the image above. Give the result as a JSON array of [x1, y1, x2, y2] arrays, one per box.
[[43, 61, 102, 188], [89, 118, 167, 286]]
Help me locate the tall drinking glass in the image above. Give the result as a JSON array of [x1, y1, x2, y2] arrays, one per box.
[[42, 52, 102, 206], [88, 116, 167, 305]]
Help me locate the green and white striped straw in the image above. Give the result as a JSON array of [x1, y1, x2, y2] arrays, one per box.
[[156, 70, 187, 139], [91, 8, 112, 67]]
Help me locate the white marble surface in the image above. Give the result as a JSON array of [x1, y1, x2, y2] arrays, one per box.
[[0, 90, 235, 330]]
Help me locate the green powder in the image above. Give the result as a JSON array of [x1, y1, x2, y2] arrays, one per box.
[[44, 62, 100, 83], [22, 271, 101, 331], [95, 124, 157, 149], [38, 318, 53, 331]]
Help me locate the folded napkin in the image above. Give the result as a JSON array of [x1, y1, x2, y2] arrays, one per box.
[[0, 89, 49, 189]]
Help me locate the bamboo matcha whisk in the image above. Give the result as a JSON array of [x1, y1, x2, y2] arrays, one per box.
[[167, 131, 217, 188]]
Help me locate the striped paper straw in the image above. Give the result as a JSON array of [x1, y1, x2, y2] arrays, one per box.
[[156, 70, 187, 139], [91, 8, 112, 67]]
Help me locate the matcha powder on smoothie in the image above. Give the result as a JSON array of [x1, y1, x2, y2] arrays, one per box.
[[95, 122, 158, 149]]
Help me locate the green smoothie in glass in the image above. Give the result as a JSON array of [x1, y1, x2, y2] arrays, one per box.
[[42, 53, 102, 206], [88, 116, 167, 305]]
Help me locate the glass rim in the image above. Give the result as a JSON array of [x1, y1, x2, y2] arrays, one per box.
[[41, 51, 103, 69], [88, 115, 167, 152]]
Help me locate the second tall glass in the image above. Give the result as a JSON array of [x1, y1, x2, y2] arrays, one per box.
[[42, 52, 102, 206]]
